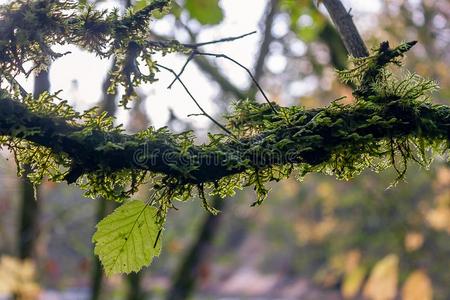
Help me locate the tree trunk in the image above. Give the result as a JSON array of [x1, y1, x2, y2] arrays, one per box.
[[165, 196, 225, 300], [18, 69, 50, 259], [127, 272, 143, 300]]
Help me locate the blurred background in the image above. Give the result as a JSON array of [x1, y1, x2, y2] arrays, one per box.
[[0, 0, 449, 299]]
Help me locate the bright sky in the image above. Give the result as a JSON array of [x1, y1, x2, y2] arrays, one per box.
[[6, 0, 381, 131]]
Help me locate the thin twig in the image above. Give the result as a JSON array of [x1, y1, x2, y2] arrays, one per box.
[[166, 31, 257, 89], [156, 63, 235, 137], [182, 31, 257, 48], [151, 26, 247, 99], [167, 51, 195, 89], [147, 31, 257, 51], [195, 51, 278, 113]]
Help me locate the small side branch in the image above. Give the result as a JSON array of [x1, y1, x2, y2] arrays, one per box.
[[156, 63, 234, 137], [153, 31, 276, 112], [195, 51, 278, 114], [182, 31, 257, 48]]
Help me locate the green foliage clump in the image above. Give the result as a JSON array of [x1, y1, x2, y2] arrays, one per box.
[[0, 0, 176, 106], [185, 0, 223, 25]]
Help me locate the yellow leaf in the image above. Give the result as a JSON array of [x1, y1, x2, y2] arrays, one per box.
[[342, 265, 366, 299], [402, 270, 433, 300], [0, 256, 40, 298], [363, 254, 398, 300]]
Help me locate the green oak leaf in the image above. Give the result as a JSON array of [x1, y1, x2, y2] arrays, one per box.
[[93, 200, 162, 276], [185, 0, 224, 25]]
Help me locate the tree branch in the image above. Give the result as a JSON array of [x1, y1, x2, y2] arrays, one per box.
[[157, 25, 249, 99], [0, 0, 448, 200], [1, 94, 448, 186], [321, 0, 369, 57]]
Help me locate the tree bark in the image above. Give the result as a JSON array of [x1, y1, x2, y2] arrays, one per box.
[[321, 0, 369, 57]]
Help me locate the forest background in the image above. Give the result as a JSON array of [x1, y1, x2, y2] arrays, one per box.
[[0, 0, 449, 299]]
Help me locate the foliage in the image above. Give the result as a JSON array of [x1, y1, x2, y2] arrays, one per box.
[[0, 0, 173, 106], [281, 0, 326, 42], [0, 1, 449, 275], [362, 254, 398, 300], [251, 162, 449, 299], [92, 200, 162, 275], [185, 0, 223, 25]]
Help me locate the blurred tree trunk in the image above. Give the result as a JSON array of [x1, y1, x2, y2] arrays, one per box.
[[124, 94, 149, 300], [18, 69, 50, 259], [122, 0, 145, 292], [90, 62, 118, 300], [91, 4, 146, 300], [165, 196, 225, 300], [18, 168, 38, 259], [127, 272, 143, 300], [90, 194, 108, 300]]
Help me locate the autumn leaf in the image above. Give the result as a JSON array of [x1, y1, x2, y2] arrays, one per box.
[[342, 265, 366, 299], [402, 270, 433, 300], [0, 256, 40, 299], [363, 254, 398, 300]]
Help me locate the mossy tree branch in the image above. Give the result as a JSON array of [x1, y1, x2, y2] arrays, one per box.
[[1, 86, 448, 186]]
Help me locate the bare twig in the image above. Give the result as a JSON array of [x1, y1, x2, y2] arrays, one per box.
[[163, 35, 278, 113], [147, 31, 257, 51], [183, 31, 257, 48], [195, 51, 278, 113], [167, 51, 195, 89], [155, 63, 235, 137], [154, 26, 247, 99], [166, 31, 257, 89]]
